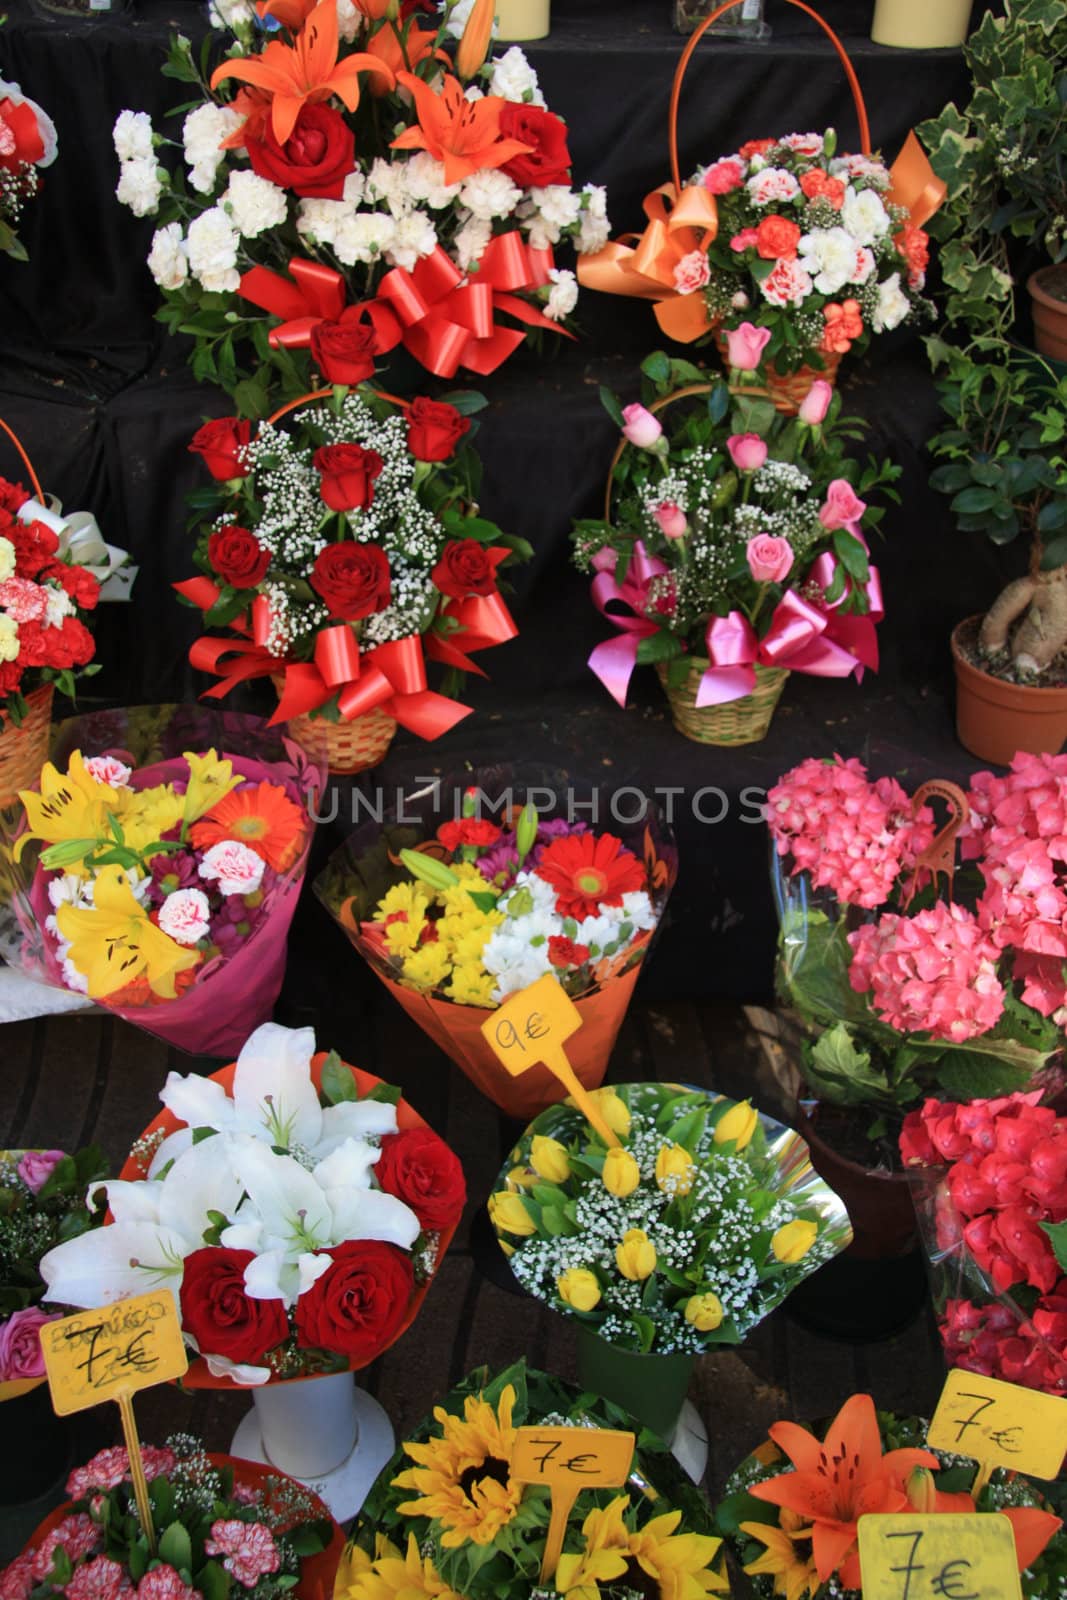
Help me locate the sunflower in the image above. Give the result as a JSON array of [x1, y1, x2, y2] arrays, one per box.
[[557, 1498, 728, 1600], [335, 1533, 461, 1600], [189, 781, 306, 871], [392, 1385, 521, 1548], [535, 833, 646, 919]]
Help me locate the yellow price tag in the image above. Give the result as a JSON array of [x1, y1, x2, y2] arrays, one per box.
[[481, 974, 620, 1146], [927, 1370, 1067, 1484], [857, 1512, 1022, 1600], [511, 1425, 635, 1582]]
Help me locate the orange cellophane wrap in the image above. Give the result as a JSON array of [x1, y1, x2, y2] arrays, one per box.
[[0, 1374, 43, 1402], [13, 1457, 344, 1600], [118, 1053, 459, 1390]]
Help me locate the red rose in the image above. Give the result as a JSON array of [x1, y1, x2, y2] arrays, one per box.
[[548, 935, 590, 969], [310, 542, 391, 620], [499, 104, 572, 190], [756, 215, 801, 261], [431, 540, 498, 599], [47, 563, 100, 611], [246, 103, 355, 200], [189, 418, 252, 481], [375, 1128, 466, 1233], [208, 524, 270, 589], [180, 1247, 289, 1367], [0, 478, 29, 515], [406, 398, 470, 462], [0, 99, 45, 172], [437, 817, 502, 851], [313, 443, 384, 512], [294, 1240, 414, 1363], [12, 520, 59, 579], [310, 308, 380, 385]]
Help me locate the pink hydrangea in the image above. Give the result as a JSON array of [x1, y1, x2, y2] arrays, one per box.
[[847, 902, 1005, 1041], [204, 1522, 279, 1589], [0, 1553, 37, 1600], [67, 1445, 176, 1501], [767, 755, 934, 907], [135, 1567, 201, 1600], [66, 1558, 131, 1600], [32, 1516, 100, 1581]]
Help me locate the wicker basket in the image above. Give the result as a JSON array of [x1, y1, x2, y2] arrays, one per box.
[[271, 676, 396, 776], [0, 683, 54, 808], [656, 658, 788, 745], [713, 334, 842, 415]]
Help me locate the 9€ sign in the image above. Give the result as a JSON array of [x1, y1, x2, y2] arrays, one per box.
[[511, 1425, 635, 1582], [480, 974, 621, 1146]]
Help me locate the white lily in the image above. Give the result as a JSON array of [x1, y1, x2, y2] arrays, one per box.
[[243, 1246, 332, 1306], [230, 1133, 333, 1264], [314, 1138, 420, 1250]]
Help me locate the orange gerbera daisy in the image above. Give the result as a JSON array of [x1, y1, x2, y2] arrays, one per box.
[[390, 72, 531, 187], [190, 782, 307, 872], [536, 833, 646, 920]]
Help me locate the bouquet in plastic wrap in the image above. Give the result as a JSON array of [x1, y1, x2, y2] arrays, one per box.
[[315, 769, 677, 1119], [0, 77, 56, 261], [0, 706, 320, 1057], [901, 1092, 1067, 1399]]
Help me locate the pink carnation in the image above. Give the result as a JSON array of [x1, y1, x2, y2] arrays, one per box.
[[67, 1559, 131, 1600], [703, 157, 745, 194], [0, 1554, 37, 1600], [760, 258, 813, 309], [0, 577, 46, 624], [847, 902, 1005, 1041], [32, 1516, 100, 1581], [197, 840, 265, 897], [67, 1445, 176, 1500], [136, 1567, 201, 1600], [730, 228, 759, 253], [82, 756, 133, 789], [204, 1522, 280, 1589], [672, 250, 710, 295]]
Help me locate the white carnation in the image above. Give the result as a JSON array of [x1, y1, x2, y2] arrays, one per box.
[[798, 226, 857, 296], [223, 169, 288, 238], [487, 46, 546, 106], [296, 197, 347, 247], [186, 206, 241, 293], [183, 103, 242, 196], [871, 270, 910, 333], [444, 0, 483, 37], [331, 210, 396, 267], [44, 586, 74, 629], [341, 169, 366, 207], [402, 152, 461, 210], [113, 110, 154, 164], [116, 157, 162, 218], [367, 157, 406, 209], [453, 214, 491, 269], [0, 537, 14, 583], [544, 267, 578, 321], [840, 186, 890, 248], [621, 890, 657, 931], [576, 184, 610, 253], [385, 209, 438, 271], [522, 183, 581, 248], [459, 168, 521, 222], [336, 0, 361, 39], [147, 222, 189, 290], [0, 614, 18, 663], [208, 0, 255, 28]]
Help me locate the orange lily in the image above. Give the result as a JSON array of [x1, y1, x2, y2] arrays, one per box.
[[1000, 1505, 1062, 1570], [390, 70, 532, 187], [365, 22, 444, 96], [455, 0, 494, 79], [256, 0, 316, 29], [220, 85, 271, 149], [211, 0, 392, 145]]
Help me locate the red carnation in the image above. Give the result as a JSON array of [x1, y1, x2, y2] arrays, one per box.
[[739, 138, 776, 160], [756, 215, 801, 261], [294, 1240, 414, 1364], [499, 103, 572, 190], [375, 1128, 466, 1233], [179, 1247, 289, 1367], [437, 818, 502, 851], [48, 563, 100, 611], [548, 935, 591, 969], [12, 520, 59, 579], [189, 418, 252, 481], [0, 478, 29, 515]]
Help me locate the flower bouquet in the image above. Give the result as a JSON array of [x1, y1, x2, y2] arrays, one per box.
[[1, 1436, 344, 1600], [112, 0, 610, 410], [489, 1083, 852, 1442], [901, 1093, 1067, 1399], [315, 771, 677, 1120], [2, 710, 319, 1057], [571, 355, 898, 746], [337, 1359, 730, 1600], [716, 1393, 1064, 1599], [0, 77, 57, 261], [180, 383, 527, 775]]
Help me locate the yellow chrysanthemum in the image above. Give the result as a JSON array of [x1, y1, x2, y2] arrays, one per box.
[[445, 964, 496, 1008], [336, 1532, 461, 1600], [740, 1517, 818, 1600], [16, 751, 133, 864], [55, 863, 202, 999], [393, 1385, 521, 1549], [557, 1498, 728, 1600], [448, 926, 496, 967], [181, 748, 243, 823], [376, 881, 432, 922], [402, 942, 452, 992], [118, 786, 186, 856]]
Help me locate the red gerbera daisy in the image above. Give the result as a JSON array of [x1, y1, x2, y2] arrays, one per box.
[[536, 833, 645, 919], [190, 782, 306, 872]]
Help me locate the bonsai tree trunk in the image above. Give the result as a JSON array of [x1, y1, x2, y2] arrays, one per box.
[[980, 562, 1067, 672]]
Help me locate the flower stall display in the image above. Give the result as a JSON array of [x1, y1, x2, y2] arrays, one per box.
[[0, 77, 57, 261], [38, 1022, 465, 1518], [571, 355, 898, 746], [315, 772, 677, 1120], [489, 1083, 852, 1445], [1, 707, 319, 1058], [901, 1093, 1067, 1399], [111, 0, 610, 410], [1, 1436, 344, 1600], [337, 1359, 730, 1600], [716, 1393, 1064, 1599], [179, 383, 527, 775]]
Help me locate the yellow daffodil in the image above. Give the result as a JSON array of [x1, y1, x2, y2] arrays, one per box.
[[684, 1293, 724, 1332], [336, 1531, 461, 1600], [713, 1100, 758, 1150], [616, 1228, 656, 1281], [530, 1135, 571, 1183], [16, 751, 130, 865], [401, 942, 452, 991], [444, 964, 496, 1008], [557, 1268, 601, 1311], [488, 1191, 536, 1237], [771, 1219, 818, 1264], [655, 1143, 695, 1197], [602, 1147, 640, 1197], [740, 1517, 819, 1600], [393, 1386, 520, 1549], [575, 1087, 631, 1137], [55, 864, 201, 999], [181, 748, 242, 823]]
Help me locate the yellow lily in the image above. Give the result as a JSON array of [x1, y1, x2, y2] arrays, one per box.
[[55, 864, 202, 999], [182, 748, 243, 825], [16, 751, 130, 865]]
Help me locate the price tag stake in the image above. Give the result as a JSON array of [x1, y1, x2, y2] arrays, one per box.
[[926, 1370, 1067, 1492], [858, 1512, 1022, 1600], [511, 1425, 635, 1583], [40, 1290, 189, 1557], [481, 974, 621, 1146]]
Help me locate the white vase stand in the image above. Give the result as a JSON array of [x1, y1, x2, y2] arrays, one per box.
[[669, 1399, 709, 1483], [230, 1369, 395, 1523]]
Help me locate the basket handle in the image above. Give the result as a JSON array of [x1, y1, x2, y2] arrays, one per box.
[[669, 0, 872, 194], [0, 418, 44, 501], [264, 386, 412, 429]]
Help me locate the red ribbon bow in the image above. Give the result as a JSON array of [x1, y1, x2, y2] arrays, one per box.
[[239, 256, 348, 348]]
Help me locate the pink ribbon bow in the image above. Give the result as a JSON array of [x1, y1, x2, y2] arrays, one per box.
[[587, 542, 670, 708]]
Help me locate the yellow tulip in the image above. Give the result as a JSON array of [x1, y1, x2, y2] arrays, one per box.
[[713, 1100, 758, 1151], [577, 1087, 631, 1137], [488, 1191, 537, 1237], [530, 1135, 571, 1184], [771, 1219, 818, 1264], [684, 1293, 724, 1332], [602, 1147, 641, 1197], [507, 1164, 538, 1190], [655, 1143, 695, 1197], [557, 1268, 601, 1312], [615, 1228, 656, 1281]]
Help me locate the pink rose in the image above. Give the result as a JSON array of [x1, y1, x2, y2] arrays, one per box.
[[730, 229, 759, 253], [620, 403, 663, 450], [819, 478, 868, 532], [82, 756, 133, 789], [727, 433, 768, 472], [672, 250, 710, 295], [703, 157, 745, 194], [17, 1149, 65, 1193], [724, 321, 771, 371], [653, 501, 688, 540], [798, 379, 832, 426], [746, 535, 794, 583], [157, 888, 211, 947], [0, 1305, 58, 1381], [198, 840, 266, 897]]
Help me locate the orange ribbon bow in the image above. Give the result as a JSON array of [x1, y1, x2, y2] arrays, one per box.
[[577, 182, 720, 342]]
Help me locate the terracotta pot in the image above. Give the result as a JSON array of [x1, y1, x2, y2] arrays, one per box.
[[952, 616, 1067, 765], [1028, 266, 1067, 364], [871, 0, 972, 47], [796, 1106, 915, 1261], [494, 0, 550, 40]]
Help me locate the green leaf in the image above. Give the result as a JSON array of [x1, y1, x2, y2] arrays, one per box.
[[198, 1560, 230, 1600], [1042, 1219, 1067, 1274], [805, 1024, 893, 1106], [630, 1312, 656, 1353], [640, 351, 671, 385], [599, 385, 624, 428], [366, 1083, 402, 1105], [832, 528, 870, 583], [159, 1523, 193, 1574], [950, 486, 1002, 514], [437, 389, 488, 415], [707, 382, 730, 424], [937, 1054, 1036, 1100], [320, 1049, 357, 1105]]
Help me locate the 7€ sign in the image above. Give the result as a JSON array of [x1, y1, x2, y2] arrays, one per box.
[[512, 1425, 635, 1582], [927, 1370, 1067, 1486], [481, 974, 621, 1146]]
